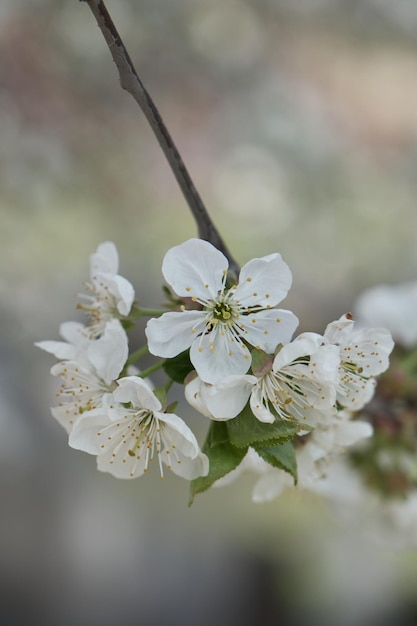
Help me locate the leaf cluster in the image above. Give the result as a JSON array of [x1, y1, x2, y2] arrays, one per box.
[[189, 404, 301, 505]]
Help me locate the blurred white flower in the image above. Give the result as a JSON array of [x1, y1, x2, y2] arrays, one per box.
[[323, 313, 394, 410], [355, 281, 417, 348], [214, 410, 373, 504], [79, 241, 135, 337], [69, 376, 209, 480], [146, 238, 298, 384], [46, 319, 128, 433]]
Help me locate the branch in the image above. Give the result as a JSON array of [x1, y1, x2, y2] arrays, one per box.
[[79, 0, 240, 276]]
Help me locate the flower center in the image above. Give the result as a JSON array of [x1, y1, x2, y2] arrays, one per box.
[[205, 292, 241, 327]]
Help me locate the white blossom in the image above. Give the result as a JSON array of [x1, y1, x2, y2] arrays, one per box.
[[46, 319, 128, 433], [323, 313, 394, 411], [186, 333, 340, 424], [79, 241, 135, 337], [146, 238, 298, 384], [69, 376, 209, 480]]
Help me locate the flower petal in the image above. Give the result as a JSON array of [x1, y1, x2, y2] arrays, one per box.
[[249, 386, 275, 423], [35, 321, 89, 360], [272, 332, 323, 370], [333, 419, 373, 447], [97, 273, 135, 316], [113, 376, 162, 412], [186, 375, 255, 420], [184, 375, 213, 418], [97, 446, 149, 479], [157, 411, 201, 458], [235, 253, 292, 308], [90, 241, 119, 275], [69, 408, 112, 453], [146, 310, 206, 358], [87, 319, 128, 384], [165, 451, 209, 480], [190, 329, 251, 384], [161, 238, 228, 300], [240, 309, 299, 353], [252, 468, 293, 502], [324, 314, 355, 344], [340, 327, 394, 376]]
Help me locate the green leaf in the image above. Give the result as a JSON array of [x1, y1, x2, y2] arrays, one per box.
[[206, 420, 230, 448], [163, 350, 194, 384], [189, 422, 247, 505], [227, 403, 299, 448], [253, 441, 298, 483]]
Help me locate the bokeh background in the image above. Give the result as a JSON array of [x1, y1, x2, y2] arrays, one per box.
[[1, 0, 417, 624]]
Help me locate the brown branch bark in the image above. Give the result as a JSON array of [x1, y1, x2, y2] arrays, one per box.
[[80, 0, 240, 276]]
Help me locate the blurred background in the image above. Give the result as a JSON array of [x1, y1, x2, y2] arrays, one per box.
[[1, 0, 417, 624]]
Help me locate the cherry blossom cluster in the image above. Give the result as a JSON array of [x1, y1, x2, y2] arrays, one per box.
[[37, 239, 394, 503]]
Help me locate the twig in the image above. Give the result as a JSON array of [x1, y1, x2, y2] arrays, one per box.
[[79, 0, 240, 276]]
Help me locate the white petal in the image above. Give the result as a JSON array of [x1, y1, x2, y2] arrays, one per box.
[[59, 321, 89, 345], [308, 344, 341, 386], [97, 273, 135, 316], [158, 413, 209, 479], [69, 409, 112, 453], [184, 376, 214, 418], [157, 411, 201, 458], [35, 322, 89, 360], [87, 319, 128, 384], [272, 332, 323, 370], [235, 253, 292, 308], [333, 419, 373, 447], [249, 386, 275, 423], [113, 376, 162, 412], [90, 241, 119, 275], [341, 327, 394, 376], [35, 339, 77, 360], [338, 372, 376, 410], [146, 310, 206, 357], [161, 238, 228, 300], [252, 468, 293, 502], [190, 329, 251, 384], [201, 375, 255, 420], [324, 314, 355, 344], [50, 404, 78, 433], [97, 447, 148, 479], [165, 451, 209, 480], [240, 309, 299, 353]]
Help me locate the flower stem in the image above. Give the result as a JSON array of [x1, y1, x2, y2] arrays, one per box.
[[126, 344, 149, 366], [139, 360, 166, 380], [164, 378, 174, 393], [134, 307, 166, 318]]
